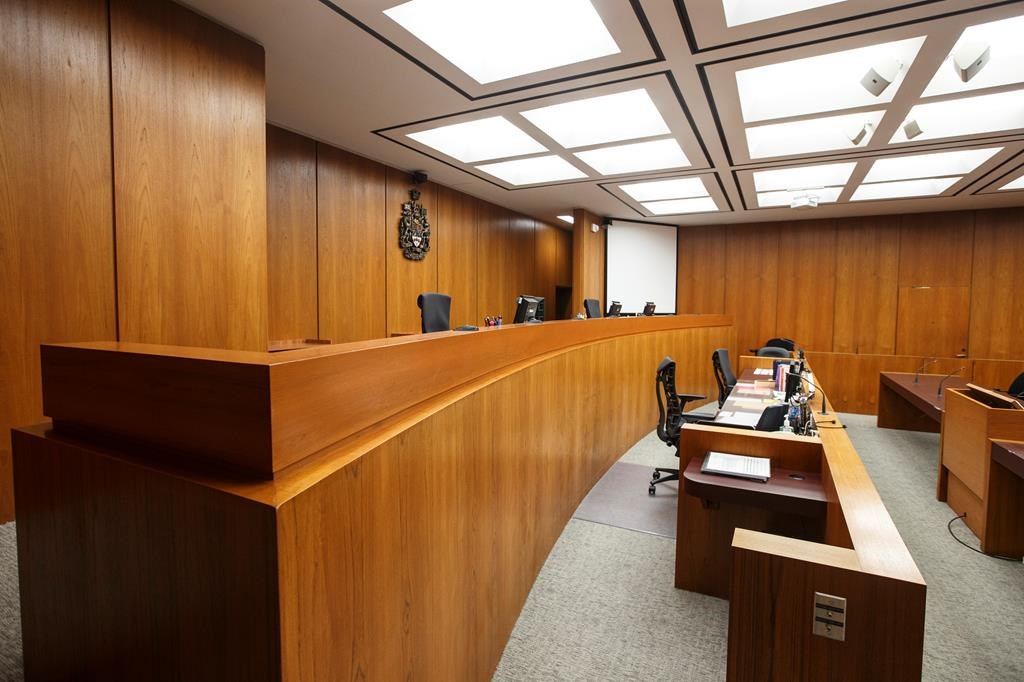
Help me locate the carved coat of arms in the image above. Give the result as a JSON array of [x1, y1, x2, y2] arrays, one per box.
[[398, 189, 430, 260]]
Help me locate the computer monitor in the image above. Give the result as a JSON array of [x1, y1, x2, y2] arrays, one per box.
[[513, 295, 545, 323], [642, 301, 656, 316], [607, 301, 622, 317]]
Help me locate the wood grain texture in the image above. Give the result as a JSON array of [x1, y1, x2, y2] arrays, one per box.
[[678, 226, 726, 314], [507, 215, 537, 321], [969, 208, 1024, 359], [724, 223, 779, 355], [555, 226, 572, 288], [0, 0, 117, 522], [477, 201, 510, 322], [111, 0, 268, 351], [832, 215, 900, 354], [436, 185, 478, 327], [534, 222, 559, 319], [973, 359, 1024, 392], [571, 209, 606, 315], [386, 168, 437, 335], [317, 143, 387, 342], [895, 285, 970, 357], [776, 220, 836, 351], [898, 211, 974, 287], [266, 125, 318, 341]]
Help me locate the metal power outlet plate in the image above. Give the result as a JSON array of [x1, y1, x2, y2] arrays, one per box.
[[812, 592, 847, 641]]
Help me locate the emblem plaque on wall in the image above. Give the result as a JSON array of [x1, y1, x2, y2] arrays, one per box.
[[398, 189, 430, 260]]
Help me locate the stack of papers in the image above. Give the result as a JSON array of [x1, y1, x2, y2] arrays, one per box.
[[753, 368, 773, 376], [701, 451, 771, 482]]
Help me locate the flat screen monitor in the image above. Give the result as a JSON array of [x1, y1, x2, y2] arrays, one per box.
[[642, 301, 656, 316], [513, 295, 545, 323], [607, 301, 622, 317]]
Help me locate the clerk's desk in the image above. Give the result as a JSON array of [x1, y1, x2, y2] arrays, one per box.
[[678, 356, 926, 682], [12, 314, 734, 681]]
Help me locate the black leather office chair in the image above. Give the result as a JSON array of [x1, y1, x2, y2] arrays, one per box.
[[750, 337, 796, 354], [417, 292, 451, 333], [651, 357, 705, 495], [1009, 372, 1024, 397], [583, 298, 602, 319], [712, 348, 737, 408], [756, 346, 790, 358]]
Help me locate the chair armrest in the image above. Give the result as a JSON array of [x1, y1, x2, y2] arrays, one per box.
[[677, 393, 705, 403]]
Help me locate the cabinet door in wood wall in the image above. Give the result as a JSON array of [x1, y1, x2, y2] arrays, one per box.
[[110, 0, 268, 351], [0, 0, 117, 522]]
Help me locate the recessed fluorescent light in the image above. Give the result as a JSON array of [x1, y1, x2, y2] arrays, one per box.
[[752, 162, 855, 192], [620, 177, 709, 202], [999, 175, 1024, 191], [863, 148, 1001, 183], [574, 138, 689, 175], [890, 90, 1024, 143], [735, 38, 924, 122], [557, 214, 575, 224], [851, 177, 959, 201], [476, 155, 586, 185], [520, 89, 670, 148], [383, 0, 620, 84], [642, 197, 718, 215], [722, 0, 846, 27], [756, 186, 842, 208], [923, 15, 1024, 97], [746, 111, 884, 159], [408, 116, 546, 162]]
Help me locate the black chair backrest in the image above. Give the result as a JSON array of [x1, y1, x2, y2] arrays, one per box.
[[764, 337, 795, 351], [755, 404, 788, 432], [417, 292, 451, 333], [1010, 372, 1024, 397], [584, 298, 602, 319], [655, 357, 683, 447], [756, 346, 791, 358], [712, 348, 736, 408]]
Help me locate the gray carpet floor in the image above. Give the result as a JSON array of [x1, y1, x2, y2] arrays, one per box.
[[2, 414, 1022, 681]]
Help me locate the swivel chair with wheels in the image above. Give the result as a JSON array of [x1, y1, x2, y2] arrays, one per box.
[[650, 357, 705, 495], [417, 292, 451, 333], [712, 348, 737, 408]]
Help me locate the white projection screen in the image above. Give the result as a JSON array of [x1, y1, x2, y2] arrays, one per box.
[[605, 221, 678, 315]]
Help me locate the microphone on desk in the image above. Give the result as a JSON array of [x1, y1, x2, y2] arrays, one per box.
[[937, 366, 966, 396], [787, 371, 830, 416], [914, 358, 937, 384]]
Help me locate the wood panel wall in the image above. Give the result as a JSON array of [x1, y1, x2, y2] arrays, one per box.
[[0, 0, 118, 522], [267, 125, 572, 340], [571, 209, 606, 315], [678, 208, 1024, 413]]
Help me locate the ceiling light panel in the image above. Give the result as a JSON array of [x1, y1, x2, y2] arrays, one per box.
[[620, 177, 709, 202], [1000, 175, 1024, 191], [752, 162, 856, 192], [520, 89, 670, 148], [407, 116, 546, 162], [890, 90, 1024, 143], [923, 15, 1024, 97], [476, 155, 586, 185], [642, 197, 719, 215], [851, 177, 959, 201], [735, 37, 924, 123], [746, 111, 884, 159], [574, 138, 689, 175], [383, 0, 620, 84], [722, 0, 848, 27], [756, 186, 843, 208], [863, 148, 1002, 183], [557, 214, 575, 224]]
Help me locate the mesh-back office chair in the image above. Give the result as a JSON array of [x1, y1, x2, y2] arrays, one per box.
[[756, 346, 791, 358], [764, 337, 795, 351], [712, 348, 737, 408], [651, 357, 705, 495], [1009, 372, 1024, 397], [417, 292, 451, 333], [583, 298, 602, 319]]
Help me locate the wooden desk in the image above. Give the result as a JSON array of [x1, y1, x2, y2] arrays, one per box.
[[877, 371, 968, 433], [13, 315, 734, 681], [684, 355, 927, 682], [682, 458, 826, 518], [993, 440, 1024, 480]]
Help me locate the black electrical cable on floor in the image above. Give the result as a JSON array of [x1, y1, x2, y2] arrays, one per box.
[[947, 513, 1020, 562]]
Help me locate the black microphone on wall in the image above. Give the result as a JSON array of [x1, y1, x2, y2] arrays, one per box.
[[914, 357, 937, 384], [937, 367, 966, 396]]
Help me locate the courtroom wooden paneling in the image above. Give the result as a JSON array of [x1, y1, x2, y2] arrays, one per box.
[[571, 209, 606, 315], [832, 216, 899, 354], [110, 0, 268, 351], [0, 0, 117, 522], [724, 224, 780, 355], [895, 285, 971, 357], [678, 226, 726, 314], [266, 124, 318, 341], [477, 202, 510, 321], [508, 215, 537, 320], [317, 144, 387, 343], [385, 169, 438, 335], [435, 186, 479, 327], [776, 220, 836, 351], [554, 226, 572, 288], [969, 208, 1024, 359], [973, 359, 1024, 392], [534, 223, 559, 318]]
